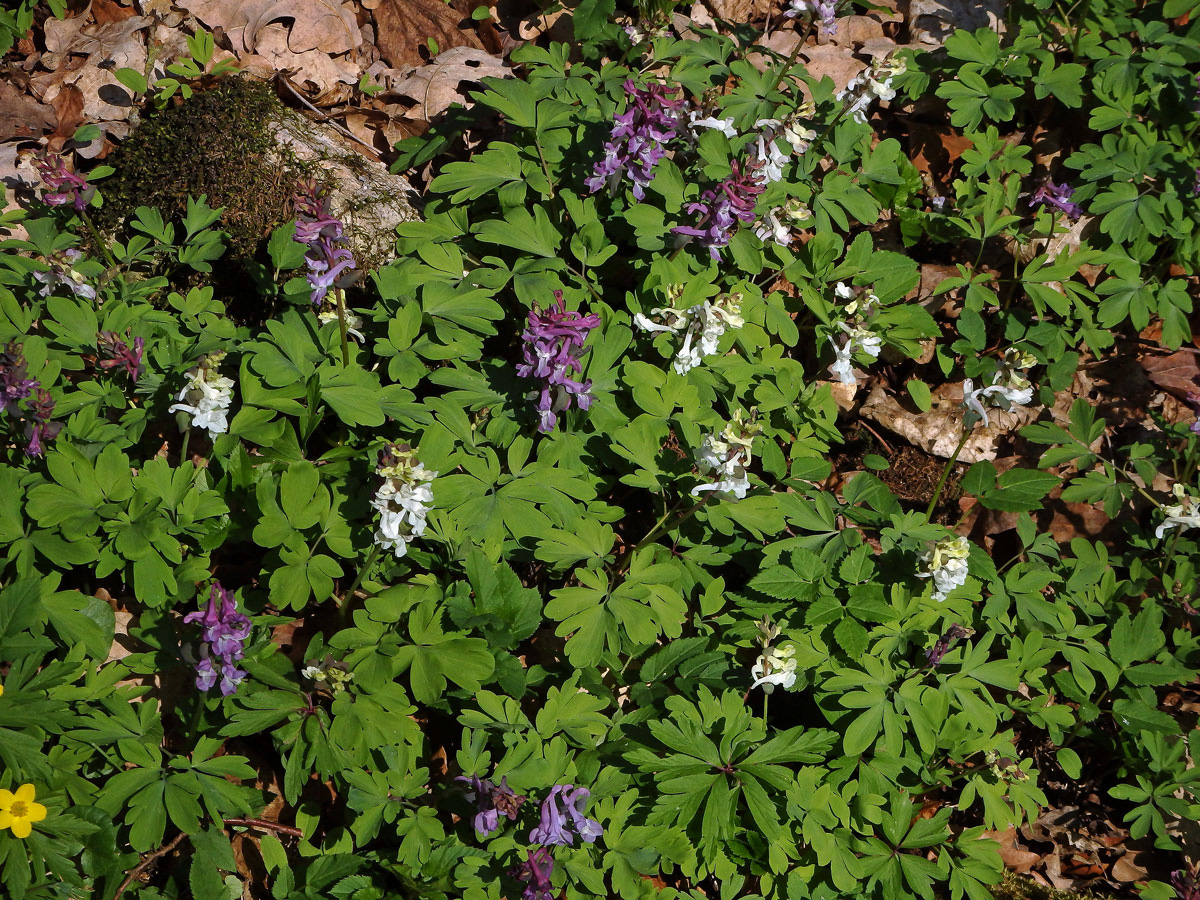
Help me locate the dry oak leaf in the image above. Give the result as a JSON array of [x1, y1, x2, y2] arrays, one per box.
[[982, 828, 1043, 875], [0, 81, 56, 141], [374, 0, 487, 69], [1141, 349, 1200, 400], [392, 46, 509, 120], [252, 22, 362, 100], [178, 0, 361, 55]]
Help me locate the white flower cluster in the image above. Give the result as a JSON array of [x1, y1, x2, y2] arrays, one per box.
[[693, 409, 761, 500], [317, 292, 366, 343], [1155, 484, 1200, 539], [302, 660, 353, 693], [827, 282, 882, 387], [371, 443, 436, 559], [751, 644, 797, 692], [962, 348, 1037, 428], [169, 352, 235, 436], [688, 110, 736, 139], [34, 249, 96, 302], [918, 535, 971, 602], [837, 55, 906, 124], [634, 292, 744, 374], [755, 198, 814, 247]]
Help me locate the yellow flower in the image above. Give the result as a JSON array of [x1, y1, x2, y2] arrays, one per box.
[[0, 684, 4, 698], [0, 784, 47, 839]]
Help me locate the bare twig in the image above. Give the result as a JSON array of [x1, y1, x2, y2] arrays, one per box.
[[275, 74, 382, 161], [223, 818, 303, 837], [112, 831, 189, 900]]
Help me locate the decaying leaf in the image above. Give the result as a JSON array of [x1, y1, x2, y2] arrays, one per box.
[[178, 0, 362, 55], [391, 46, 509, 120], [374, 0, 487, 68], [0, 81, 56, 141], [1141, 350, 1200, 399]]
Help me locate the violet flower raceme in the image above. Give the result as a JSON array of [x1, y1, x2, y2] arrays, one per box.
[[35, 153, 94, 212], [586, 80, 685, 201], [292, 179, 357, 308], [23, 389, 60, 458], [784, 0, 838, 37], [1173, 865, 1200, 900], [517, 291, 600, 433], [925, 624, 972, 667], [673, 160, 766, 259], [1030, 181, 1083, 220], [456, 775, 525, 837], [1, 342, 39, 417], [510, 848, 555, 900], [183, 583, 251, 696], [97, 331, 144, 381], [529, 785, 603, 847]]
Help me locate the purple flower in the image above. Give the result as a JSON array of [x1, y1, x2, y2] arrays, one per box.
[[517, 291, 600, 433], [23, 388, 59, 458], [529, 785, 602, 847], [1186, 378, 1200, 435], [1030, 181, 1083, 220], [510, 847, 555, 900], [293, 179, 357, 308], [97, 331, 145, 381], [1, 342, 39, 417], [36, 153, 94, 212], [925, 623, 971, 667], [456, 774, 526, 837], [33, 249, 96, 301], [673, 160, 766, 259], [183, 583, 251, 696], [1193, 167, 1200, 198], [586, 80, 685, 201], [784, 0, 838, 36], [1173, 865, 1200, 900]]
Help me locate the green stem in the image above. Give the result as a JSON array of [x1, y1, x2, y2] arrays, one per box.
[[179, 428, 191, 469], [81, 210, 118, 270], [614, 494, 709, 575], [764, 22, 812, 97], [339, 544, 381, 617], [534, 137, 556, 201], [926, 430, 970, 518], [762, 687, 770, 725], [335, 289, 350, 367]]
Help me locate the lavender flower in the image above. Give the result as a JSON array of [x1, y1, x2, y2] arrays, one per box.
[[586, 80, 685, 201], [456, 775, 526, 837], [35, 154, 94, 212], [1193, 167, 1200, 197], [293, 180, 357, 308], [925, 624, 972, 667], [97, 331, 144, 381], [784, 0, 838, 37], [1030, 181, 1083, 220], [183, 583, 251, 696], [510, 847, 555, 900], [517, 291, 600, 433], [33, 249, 96, 301], [673, 160, 766, 259], [1173, 865, 1200, 900], [529, 785, 602, 847], [1, 342, 38, 417], [23, 389, 60, 458]]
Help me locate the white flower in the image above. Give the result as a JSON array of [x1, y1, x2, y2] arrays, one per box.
[[1155, 485, 1200, 539], [34, 249, 96, 301], [918, 536, 971, 602], [782, 118, 817, 154], [169, 354, 234, 436], [837, 55, 907, 123], [635, 294, 744, 375], [834, 282, 856, 301], [689, 112, 737, 138], [755, 209, 791, 246], [318, 306, 366, 342], [692, 410, 760, 500], [962, 349, 1037, 428], [302, 665, 324, 681], [371, 445, 437, 559], [751, 644, 797, 692], [828, 336, 857, 385], [750, 119, 790, 184], [827, 324, 881, 387]]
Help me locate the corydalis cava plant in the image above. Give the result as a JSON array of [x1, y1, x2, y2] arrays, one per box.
[[528, 784, 602, 847], [169, 351, 235, 436], [516, 291, 600, 433], [293, 179, 357, 308], [693, 409, 761, 500], [371, 442, 436, 559], [183, 582, 250, 696], [586, 80, 685, 201], [918, 535, 971, 602], [635, 291, 744, 374]]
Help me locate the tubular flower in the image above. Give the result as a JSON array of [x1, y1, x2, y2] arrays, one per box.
[[371, 442, 436, 559], [586, 80, 686, 200], [1030, 180, 1083, 220], [1155, 484, 1200, 540], [962, 348, 1036, 428], [785, 0, 838, 35], [751, 643, 798, 692], [634, 292, 744, 374], [183, 582, 251, 696], [36, 153, 94, 212], [918, 535, 971, 602], [673, 161, 766, 259], [925, 624, 972, 667], [692, 409, 761, 500], [0, 784, 47, 839], [23, 388, 60, 458], [510, 847, 556, 900], [97, 331, 144, 381], [826, 283, 882, 387], [316, 293, 365, 342], [1, 342, 39, 417], [837, 55, 906, 124], [516, 291, 600, 433], [529, 785, 603, 847], [169, 352, 235, 436], [456, 774, 526, 838], [33, 249, 96, 301], [293, 179, 357, 308]]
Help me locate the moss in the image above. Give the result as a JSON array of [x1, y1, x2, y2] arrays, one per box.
[[988, 871, 1125, 900], [96, 77, 308, 259]]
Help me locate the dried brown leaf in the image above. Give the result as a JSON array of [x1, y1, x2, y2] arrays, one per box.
[[179, 0, 361, 55], [391, 46, 508, 121], [1142, 350, 1200, 399], [983, 828, 1044, 875], [0, 81, 56, 140], [374, 0, 486, 68]]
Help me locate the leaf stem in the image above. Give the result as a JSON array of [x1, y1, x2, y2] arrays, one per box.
[[339, 544, 381, 616], [335, 289, 350, 367], [926, 430, 970, 518]]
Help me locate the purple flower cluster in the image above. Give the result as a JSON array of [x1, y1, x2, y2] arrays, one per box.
[[293, 179, 357, 308], [529, 784, 602, 846], [1193, 167, 1200, 198], [673, 160, 767, 259], [510, 848, 555, 900], [586, 80, 685, 201], [784, 0, 838, 36], [1173, 865, 1200, 900], [1030, 181, 1083, 220], [36, 153, 94, 212], [456, 775, 526, 837], [1187, 377, 1200, 435], [925, 623, 971, 667], [1, 342, 59, 458], [97, 331, 144, 381], [517, 291, 600, 433], [184, 582, 251, 696]]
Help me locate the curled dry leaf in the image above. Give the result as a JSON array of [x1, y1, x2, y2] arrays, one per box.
[[253, 23, 361, 102], [0, 81, 56, 141], [1141, 349, 1200, 400], [178, 0, 361, 55], [391, 46, 509, 121], [373, 0, 487, 69]]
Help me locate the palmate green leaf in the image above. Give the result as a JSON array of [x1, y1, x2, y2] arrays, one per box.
[[978, 468, 1060, 512]]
